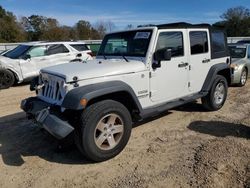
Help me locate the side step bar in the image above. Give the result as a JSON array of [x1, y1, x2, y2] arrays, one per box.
[[140, 92, 207, 119]]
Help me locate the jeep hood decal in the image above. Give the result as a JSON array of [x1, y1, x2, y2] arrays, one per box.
[[41, 59, 146, 82]]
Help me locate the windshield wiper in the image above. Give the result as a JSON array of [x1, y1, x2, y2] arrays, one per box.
[[118, 53, 129, 62], [122, 55, 129, 62]]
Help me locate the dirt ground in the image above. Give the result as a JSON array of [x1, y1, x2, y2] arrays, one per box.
[[0, 82, 249, 188]]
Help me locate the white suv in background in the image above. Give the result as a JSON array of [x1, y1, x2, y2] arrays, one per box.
[[0, 41, 93, 89]]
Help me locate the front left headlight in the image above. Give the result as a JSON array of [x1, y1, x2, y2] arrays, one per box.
[[230, 64, 240, 71]]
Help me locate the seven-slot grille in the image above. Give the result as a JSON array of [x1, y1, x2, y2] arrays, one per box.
[[38, 73, 66, 105]]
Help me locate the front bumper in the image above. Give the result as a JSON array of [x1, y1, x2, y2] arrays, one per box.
[[231, 68, 242, 84], [21, 97, 74, 139]]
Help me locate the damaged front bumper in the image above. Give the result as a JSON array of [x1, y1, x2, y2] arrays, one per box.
[[21, 97, 74, 139]]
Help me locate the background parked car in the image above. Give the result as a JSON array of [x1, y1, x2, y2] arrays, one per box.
[[229, 43, 250, 86], [0, 41, 93, 89]]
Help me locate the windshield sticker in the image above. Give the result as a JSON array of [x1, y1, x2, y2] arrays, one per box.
[[134, 32, 150, 39]]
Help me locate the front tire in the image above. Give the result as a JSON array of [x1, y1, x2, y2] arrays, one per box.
[[202, 75, 228, 111], [75, 100, 132, 162], [0, 69, 15, 89]]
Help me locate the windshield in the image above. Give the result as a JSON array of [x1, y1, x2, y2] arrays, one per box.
[[229, 46, 247, 58], [3, 45, 31, 59], [98, 30, 153, 57]]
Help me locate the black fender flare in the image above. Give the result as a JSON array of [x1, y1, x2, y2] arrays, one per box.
[[62, 81, 143, 111], [201, 63, 231, 92]]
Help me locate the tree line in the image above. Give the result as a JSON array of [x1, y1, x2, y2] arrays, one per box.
[[0, 5, 112, 42], [1, 5, 250, 43]]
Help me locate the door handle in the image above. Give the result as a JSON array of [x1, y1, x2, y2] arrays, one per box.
[[178, 62, 189, 68], [202, 59, 210, 63]]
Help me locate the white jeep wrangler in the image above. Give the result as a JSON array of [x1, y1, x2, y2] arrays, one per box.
[[21, 22, 231, 162]]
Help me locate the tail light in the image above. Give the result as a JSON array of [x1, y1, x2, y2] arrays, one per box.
[[87, 52, 94, 57]]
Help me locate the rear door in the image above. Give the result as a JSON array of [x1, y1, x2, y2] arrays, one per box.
[[188, 29, 211, 93], [45, 44, 73, 66]]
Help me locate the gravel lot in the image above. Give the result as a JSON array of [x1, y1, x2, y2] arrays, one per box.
[[0, 83, 249, 188]]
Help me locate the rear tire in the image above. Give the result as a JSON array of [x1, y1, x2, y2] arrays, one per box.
[[202, 75, 228, 111], [0, 69, 15, 89], [75, 100, 132, 162], [238, 68, 247, 86]]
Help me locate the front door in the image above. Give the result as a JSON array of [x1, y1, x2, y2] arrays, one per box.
[[150, 30, 189, 103], [20, 45, 48, 79]]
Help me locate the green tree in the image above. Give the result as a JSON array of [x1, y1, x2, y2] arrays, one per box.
[[1, 6, 103, 42], [75, 20, 92, 40], [0, 6, 25, 42], [41, 18, 62, 41], [94, 21, 107, 39], [20, 15, 47, 41], [215, 6, 250, 37]]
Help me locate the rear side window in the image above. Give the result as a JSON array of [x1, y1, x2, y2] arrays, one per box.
[[70, 44, 89, 51], [156, 32, 184, 57], [190, 31, 208, 55], [46, 44, 69, 55], [211, 31, 226, 53]]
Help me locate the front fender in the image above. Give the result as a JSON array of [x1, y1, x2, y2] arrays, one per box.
[[61, 81, 142, 111], [0, 62, 23, 83]]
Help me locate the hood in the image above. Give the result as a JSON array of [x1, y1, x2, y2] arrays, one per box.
[[231, 58, 247, 65], [41, 59, 146, 82], [0, 55, 18, 68]]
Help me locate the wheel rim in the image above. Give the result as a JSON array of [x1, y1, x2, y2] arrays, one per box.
[[214, 82, 225, 105], [241, 70, 247, 85], [94, 113, 124, 151], [0, 71, 12, 87]]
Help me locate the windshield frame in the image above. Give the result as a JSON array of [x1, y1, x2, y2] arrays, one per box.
[[98, 29, 153, 57], [3, 45, 32, 59], [229, 45, 247, 59]]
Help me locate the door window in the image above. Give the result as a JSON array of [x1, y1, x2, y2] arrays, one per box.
[[27, 46, 47, 57], [46, 44, 69, 55], [156, 32, 184, 57], [211, 31, 226, 53], [190, 31, 208, 55], [70, 44, 90, 51]]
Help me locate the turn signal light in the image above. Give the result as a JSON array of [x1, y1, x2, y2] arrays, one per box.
[[80, 98, 88, 107]]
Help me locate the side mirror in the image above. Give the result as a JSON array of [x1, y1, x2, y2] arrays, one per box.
[[23, 54, 31, 60], [154, 48, 172, 62]]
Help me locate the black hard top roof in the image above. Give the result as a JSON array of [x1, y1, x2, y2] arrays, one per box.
[[157, 22, 211, 29], [138, 22, 213, 29]]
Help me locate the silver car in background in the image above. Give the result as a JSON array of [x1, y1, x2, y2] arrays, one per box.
[[0, 41, 93, 89], [229, 44, 250, 86]]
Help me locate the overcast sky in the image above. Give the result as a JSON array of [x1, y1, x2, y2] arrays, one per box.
[[1, 0, 250, 29]]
